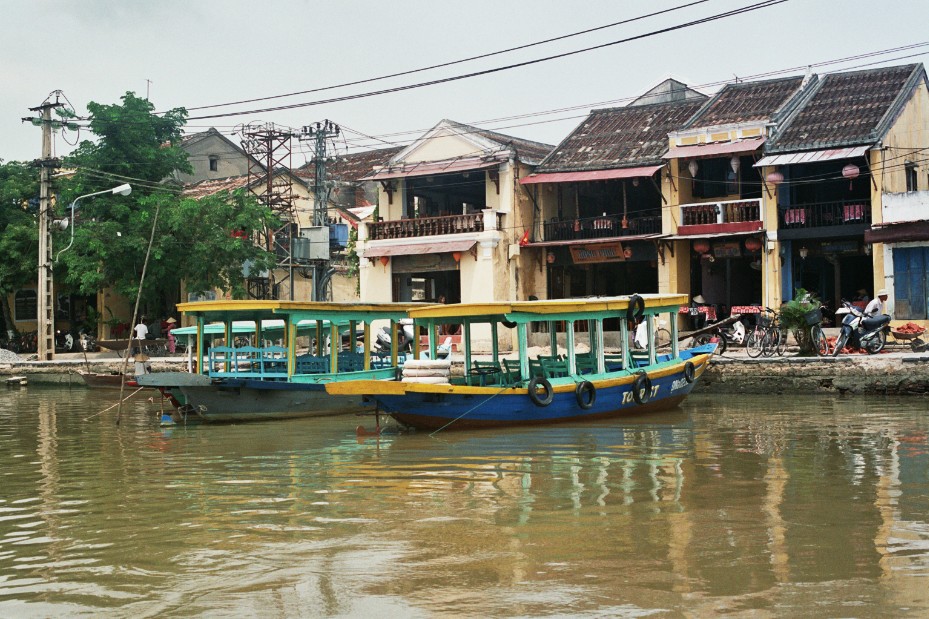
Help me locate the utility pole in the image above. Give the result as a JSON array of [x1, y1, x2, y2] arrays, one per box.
[[23, 95, 65, 360], [300, 120, 339, 300]]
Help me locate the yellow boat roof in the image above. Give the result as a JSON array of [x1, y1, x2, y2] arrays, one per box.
[[177, 300, 424, 322], [407, 294, 689, 320]]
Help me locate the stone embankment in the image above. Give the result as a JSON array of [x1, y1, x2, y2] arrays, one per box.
[[2, 349, 929, 395]]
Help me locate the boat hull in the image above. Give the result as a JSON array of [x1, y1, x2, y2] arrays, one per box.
[[370, 355, 710, 431], [80, 372, 138, 389]]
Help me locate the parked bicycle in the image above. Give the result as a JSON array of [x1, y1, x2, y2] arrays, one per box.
[[746, 308, 785, 358]]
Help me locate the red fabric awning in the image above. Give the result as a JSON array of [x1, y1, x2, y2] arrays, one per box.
[[363, 157, 503, 181], [519, 165, 664, 185], [362, 240, 476, 258], [754, 145, 871, 167], [663, 138, 765, 160]]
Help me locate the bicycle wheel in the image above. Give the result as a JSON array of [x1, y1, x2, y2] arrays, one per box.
[[775, 327, 787, 356], [746, 328, 764, 358], [761, 327, 779, 357], [655, 328, 672, 352], [811, 325, 830, 356]]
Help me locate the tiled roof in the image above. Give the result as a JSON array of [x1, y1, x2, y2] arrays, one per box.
[[443, 120, 554, 163], [181, 175, 249, 199], [767, 64, 924, 153], [296, 146, 403, 183], [534, 99, 705, 173], [683, 76, 805, 129]]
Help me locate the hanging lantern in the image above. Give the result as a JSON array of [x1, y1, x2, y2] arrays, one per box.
[[687, 160, 699, 177], [842, 163, 860, 190], [744, 236, 762, 252], [693, 239, 711, 254], [766, 171, 784, 185], [623, 246, 633, 259], [452, 251, 462, 263], [730, 155, 740, 174], [546, 252, 556, 264], [379, 255, 390, 269]]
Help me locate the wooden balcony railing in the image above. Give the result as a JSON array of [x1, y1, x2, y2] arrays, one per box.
[[680, 198, 762, 226], [778, 200, 871, 229], [542, 214, 661, 241], [368, 212, 490, 240]]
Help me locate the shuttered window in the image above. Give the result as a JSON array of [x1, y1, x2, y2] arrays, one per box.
[[893, 247, 929, 319]]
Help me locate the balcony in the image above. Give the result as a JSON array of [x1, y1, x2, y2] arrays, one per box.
[[368, 211, 501, 240], [777, 200, 871, 240], [677, 198, 763, 235], [542, 214, 661, 242]]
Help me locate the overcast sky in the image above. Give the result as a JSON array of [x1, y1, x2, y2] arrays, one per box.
[[3, 0, 928, 166]]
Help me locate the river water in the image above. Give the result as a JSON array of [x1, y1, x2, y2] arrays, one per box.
[[0, 386, 927, 618]]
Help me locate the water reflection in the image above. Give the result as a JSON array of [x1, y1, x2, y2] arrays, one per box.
[[0, 388, 927, 616]]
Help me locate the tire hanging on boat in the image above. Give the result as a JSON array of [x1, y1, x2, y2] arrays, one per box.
[[502, 320, 518, 329], [627, 294, 645, 324], [575, 380, 596, 409], [527, 376, 554, 407], [632, 372, 652, 405], [683, 361, 696, 383]]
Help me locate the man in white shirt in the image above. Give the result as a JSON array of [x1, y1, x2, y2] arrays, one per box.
[[133, 318, 149, 355], [864, 289, 889, 317]]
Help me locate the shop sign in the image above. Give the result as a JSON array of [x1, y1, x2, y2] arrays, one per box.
[[569, 242, 626, 264], [713, 241, 742, 258], [821, 240, 859, 254]]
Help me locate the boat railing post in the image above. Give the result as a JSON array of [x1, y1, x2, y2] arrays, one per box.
[[287, 319, 296, 377], [316, 321, 324, 356], [595, 319, 606, 374], [331, 324, 340, 373], [670, 310, 679, 358], [224, 320, 233, 374], [363, 321, 372, 371], [428, 320, 437, 360], [549, 320, 558, 357], [463, 321, 472, 385], [566, 320, 576, 375], [412, 320, 421, 360], [491, 321, 498, 361], [196, 317, 205, 375], [647, 314, 657, 365], [390, 321, 399, 368], [517, 323, 529, 380], [620, 318, 630, 370]]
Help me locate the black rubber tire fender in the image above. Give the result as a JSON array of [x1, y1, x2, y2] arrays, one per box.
[[501, 320, 518, 329], [527, 376, 554, 407], [627, 294, 646, 324], [575, 380, 596, 410], [683, 361, 696, 383], [632, 372, 652, 405]]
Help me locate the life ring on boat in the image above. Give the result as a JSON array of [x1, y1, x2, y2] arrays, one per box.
[[575, 380, 596, 410], [683, 361, 696, 383], [627, 294, 645, 324], [632, 372, 652, 405], [528, 376, 554, 407], [502, 320, 517, 329]]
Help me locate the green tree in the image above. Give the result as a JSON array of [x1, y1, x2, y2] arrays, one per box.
[[0, 160, 40, 336], [59, 92, 277, 317]]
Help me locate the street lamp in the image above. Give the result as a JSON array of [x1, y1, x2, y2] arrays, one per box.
[[55, 184, 132, 260], [38, 183, 131, 360]]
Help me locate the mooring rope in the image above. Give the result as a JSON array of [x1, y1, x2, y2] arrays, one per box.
[[83, 387, 144, 421], [429, 384, 514, 437]]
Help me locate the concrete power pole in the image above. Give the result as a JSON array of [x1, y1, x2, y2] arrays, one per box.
[[300, 120, 340, 301], [24, 96, 64, 360]]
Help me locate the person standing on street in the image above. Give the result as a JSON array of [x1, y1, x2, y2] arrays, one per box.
[[133, 317, 149, 355]]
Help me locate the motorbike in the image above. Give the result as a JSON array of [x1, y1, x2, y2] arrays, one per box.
[[689, 316, 746, 355], [55, 329, 76, 352], [832, 301, 891, 355], [373, 319, 415, 354], [79, 329, 99, 352]]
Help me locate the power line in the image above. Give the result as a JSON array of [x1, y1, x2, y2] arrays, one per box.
[[182, 0, 790, 121], [179, 0, 715, 113]]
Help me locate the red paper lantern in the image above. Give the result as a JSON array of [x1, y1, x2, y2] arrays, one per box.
[[842, 163, 860, 180], [546, 252, 556, 264], [379, 255, 390, 267], [693, 240, 711, 254], [766, 171, 784, 185], [623, 246, 633, 259], [744, 237, 762, 252], [452, 251, 462, 263]]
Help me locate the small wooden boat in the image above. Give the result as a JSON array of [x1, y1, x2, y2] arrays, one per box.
[[136, 300, 422, 423], [326, 295, 716, 430], [80, 372, 138, 389]]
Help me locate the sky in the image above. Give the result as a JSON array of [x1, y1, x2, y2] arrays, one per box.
[[3, 0, 929, 167]]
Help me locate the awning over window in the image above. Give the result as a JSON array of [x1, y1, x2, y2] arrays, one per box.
[[865, 221, 929, 244], [519, 165, 664, 185], [362, 240, 476, 258], [664, 231, 761, 240], [362, 157, 503, 181], [754, 145, 871, 167], [663, 138, 765, 160], [528, 233, 665, 247]]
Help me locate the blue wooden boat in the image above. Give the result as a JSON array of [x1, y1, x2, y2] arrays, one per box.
[[326, 295, 716, 431], [136, 300, 421, 423]]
